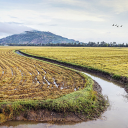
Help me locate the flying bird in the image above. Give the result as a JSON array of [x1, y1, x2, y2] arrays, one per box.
[[112, 24, 123, 27]]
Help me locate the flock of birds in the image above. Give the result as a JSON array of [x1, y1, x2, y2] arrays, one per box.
[[112, 24, 123, 27]]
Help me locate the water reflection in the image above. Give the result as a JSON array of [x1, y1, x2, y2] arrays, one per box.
[[15, 51, 25, 57], [1, 121, 50, 128], [122, 94, 128, 102]]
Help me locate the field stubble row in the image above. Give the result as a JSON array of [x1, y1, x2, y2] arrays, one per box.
[[0, 48, 85, 101]]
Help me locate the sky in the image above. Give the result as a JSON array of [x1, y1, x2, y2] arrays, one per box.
[[0, 0, 128, 43]]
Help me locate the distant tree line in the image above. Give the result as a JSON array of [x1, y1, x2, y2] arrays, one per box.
[[44, 41, 128, 47], [3, 41, 128, 47]]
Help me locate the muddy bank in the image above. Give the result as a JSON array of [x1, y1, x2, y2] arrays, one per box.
[[17, 50, 128, 92], [12, 110, 85, 123], [93, 81, 102, 94]]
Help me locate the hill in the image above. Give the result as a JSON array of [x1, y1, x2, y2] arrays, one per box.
[[0, 30, 81, 45]]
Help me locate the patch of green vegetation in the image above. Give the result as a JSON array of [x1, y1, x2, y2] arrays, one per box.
[[112, 74, 121, 80]]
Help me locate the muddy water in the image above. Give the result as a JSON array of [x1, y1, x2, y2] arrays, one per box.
[[1, 52, 128, 128]]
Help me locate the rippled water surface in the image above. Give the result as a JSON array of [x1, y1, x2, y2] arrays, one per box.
[[1, 52, 128, 128]]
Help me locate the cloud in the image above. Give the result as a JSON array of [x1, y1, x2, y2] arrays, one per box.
[[0, 9, 53, 25], [100, 0, 128, 14], [0, 22, 33, 38], [42, 9, 105, 22], [0, 8, 105, 26]]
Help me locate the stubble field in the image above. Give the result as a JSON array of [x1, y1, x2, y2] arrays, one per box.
[[0, 47, 86, 101]]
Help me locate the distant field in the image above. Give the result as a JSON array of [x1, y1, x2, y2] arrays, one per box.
[[21, 47, 128, 77]]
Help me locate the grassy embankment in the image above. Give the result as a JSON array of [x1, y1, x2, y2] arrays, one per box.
[[21, 47, 128, 85], [0, 47, 107, 124]]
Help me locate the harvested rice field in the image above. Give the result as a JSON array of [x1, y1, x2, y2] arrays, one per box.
[[0, 47, 86, 100]]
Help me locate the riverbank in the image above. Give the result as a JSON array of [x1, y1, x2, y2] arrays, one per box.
[[18, 50, 128, 92]]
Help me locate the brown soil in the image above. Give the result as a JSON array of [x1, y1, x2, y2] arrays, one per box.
[[93, 81, 102, 94], [12, 110, 84, 123]]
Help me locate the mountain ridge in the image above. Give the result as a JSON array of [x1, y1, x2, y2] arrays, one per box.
[[0, 30, 81, 45]]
